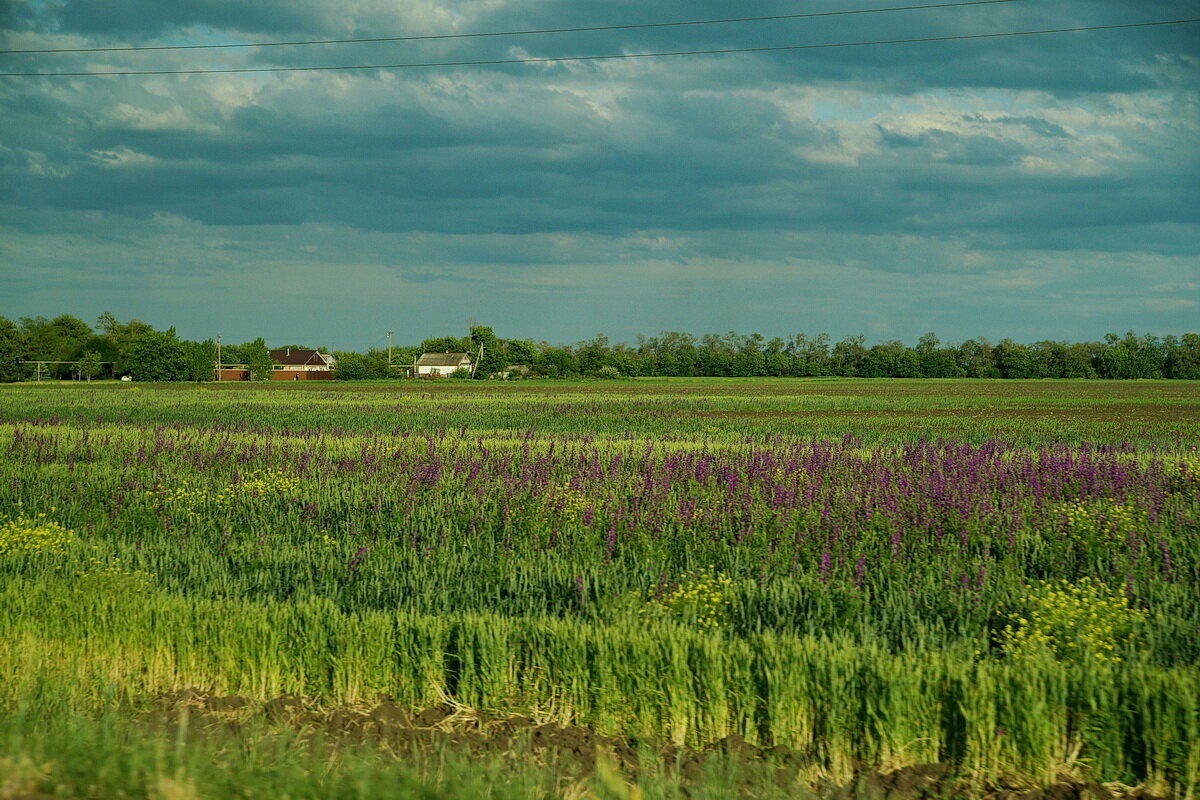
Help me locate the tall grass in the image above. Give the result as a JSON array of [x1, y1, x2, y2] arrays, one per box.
[[0, 381, 1197, 793], [2, 575, 1197, 789]]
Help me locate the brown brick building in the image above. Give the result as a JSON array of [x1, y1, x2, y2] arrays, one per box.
[[268, 349, 335, 380], [214, 349, 335, 381]]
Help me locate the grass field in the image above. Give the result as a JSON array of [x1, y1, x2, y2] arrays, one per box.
[[1, 379, 1197, 798]]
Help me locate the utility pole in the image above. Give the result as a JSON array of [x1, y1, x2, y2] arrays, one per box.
[[387, 331, 393, 364], [216, 334, 222, 381]]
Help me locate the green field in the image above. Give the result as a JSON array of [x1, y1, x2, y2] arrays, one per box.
[[1, 379, 1197, 798]]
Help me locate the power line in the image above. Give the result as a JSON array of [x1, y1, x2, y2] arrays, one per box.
[[0, 0, 1024, 55], [1, 19, 1195, 77]]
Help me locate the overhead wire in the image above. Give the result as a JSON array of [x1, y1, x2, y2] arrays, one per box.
[[0, 0, 1025, 54], [0, 19, 1195, 77]]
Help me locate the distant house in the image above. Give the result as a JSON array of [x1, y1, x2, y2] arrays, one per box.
[[415, 352, 473, 376], [491, 364, 530, 379], [268, 349, 335, 381]]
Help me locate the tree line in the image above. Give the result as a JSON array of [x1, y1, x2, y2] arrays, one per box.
[[0, 314, 283, 382], [448, 329, 1199, 380], [2, 314, 1198, 381]]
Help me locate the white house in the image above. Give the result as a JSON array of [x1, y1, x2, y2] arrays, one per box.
[[415, 352, 473, 376]]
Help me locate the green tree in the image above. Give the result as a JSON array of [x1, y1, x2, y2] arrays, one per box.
[[506, 339, 537, 367], [862, 341, 913, 377], [218, 343, 247, 366], [77, 350, 103, 382], [536, 347, 579, 378], [576, 334, 612, 376], [1100, 332, 1164, 379], [763, 337, 789, 377], [788, 333, 832, 376], [243, 338, 275, 382], [994, 339, 1037, 379], [184, 339, 217, 382], [698, 333, 735, 376], [0, 317, 29, 382], [1030, 340, 1065, 378], [954, 338, 1000, 378], [96, 312, 153, 374], [831, 335, 867, 377], [20, 315, 92, 377], [363, 348, 394, 378], [470, 325, 505, 379], [1164, 334, 1200, 380], [1062, 342, 1100, 379], [332, 351, 370, 380], [77, 334, 119, 369], [732, 333, 766, 377], [635, 334, 663, 376], [326, 349, 391, 380], [421, 336, 472, 354], [663, 332, 699, 376], [915, 332, 960, 377], [390, 346, 421, 368], [608, 343, 641, 377], [124, 329, 188, 382]]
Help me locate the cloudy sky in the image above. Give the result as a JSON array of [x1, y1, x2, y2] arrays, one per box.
[[1, 0, 1197, 350]]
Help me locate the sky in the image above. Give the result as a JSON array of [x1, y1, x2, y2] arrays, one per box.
[[1, 0, 1197, 351]]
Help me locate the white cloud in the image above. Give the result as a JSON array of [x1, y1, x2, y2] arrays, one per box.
[[90, 146, 157, 168], [1141, 297, 1198, 311], [104, 103, 221, 134], [1015, 154, 1107, 176]]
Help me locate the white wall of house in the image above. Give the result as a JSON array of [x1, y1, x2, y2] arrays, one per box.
[[416, 363, 468, 376]]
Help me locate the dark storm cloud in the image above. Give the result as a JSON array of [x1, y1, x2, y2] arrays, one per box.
[[1, 0, 1197, 344], [27, 0, 361, 39]]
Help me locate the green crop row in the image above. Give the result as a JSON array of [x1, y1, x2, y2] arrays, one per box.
[[2, 575, 1197, 791], [2, 378, 1198, 443]]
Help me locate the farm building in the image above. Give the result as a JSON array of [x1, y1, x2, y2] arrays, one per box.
[[214, 350, 335, 381], [415, 352, 473, 376], [268, 349, 335, 380]]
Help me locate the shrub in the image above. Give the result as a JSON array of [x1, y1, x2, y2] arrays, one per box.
[[0, 512, 74, 557], [998, 578, 1146, 663], [648, 569, 734, 629]]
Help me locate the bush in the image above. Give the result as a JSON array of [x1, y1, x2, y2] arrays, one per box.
[[333, 352, 371, 380], [124, 330, 188, 382], [647, 569, 735, 629], [998, 578, 1146, 663]]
